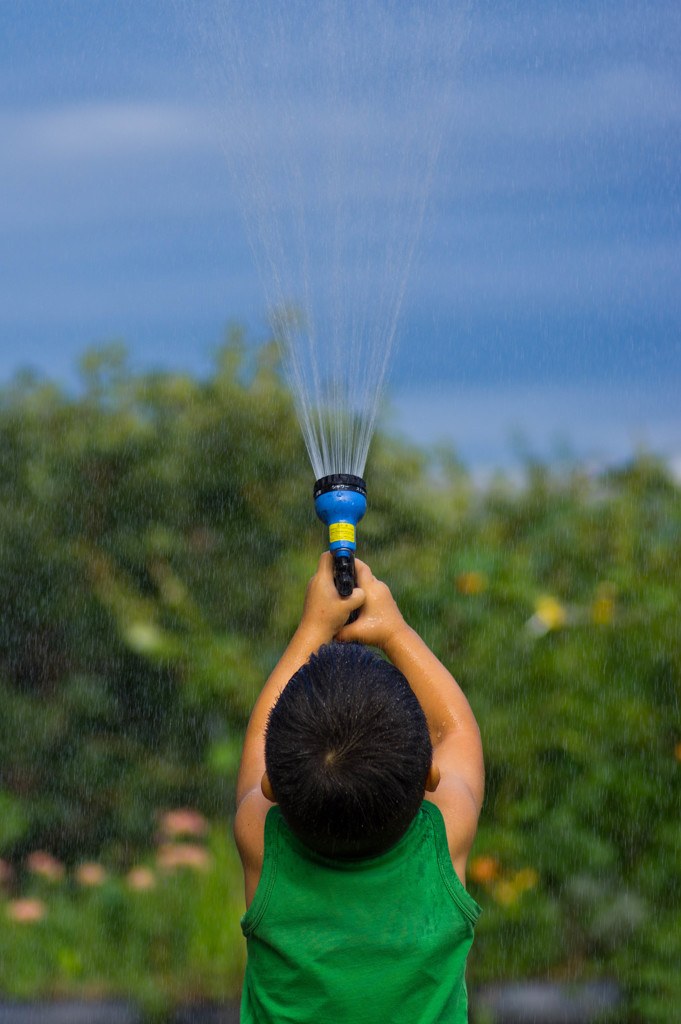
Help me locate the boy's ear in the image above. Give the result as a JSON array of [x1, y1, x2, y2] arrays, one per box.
[[425, 762, 440, 793], [261, 772, 276, 803]]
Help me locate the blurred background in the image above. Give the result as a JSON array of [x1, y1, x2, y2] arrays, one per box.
[[1, 0, 679, 472], [0, 1, 679, 1021]]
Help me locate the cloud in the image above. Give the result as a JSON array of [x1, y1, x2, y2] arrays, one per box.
[[0, 100, 214, 168], [0, 99, 232, 233]]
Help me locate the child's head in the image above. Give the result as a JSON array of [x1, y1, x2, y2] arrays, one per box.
[[264, 642, 432, 860]]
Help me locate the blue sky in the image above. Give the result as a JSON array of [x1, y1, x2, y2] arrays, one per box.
[[1, 1, 679, 470]]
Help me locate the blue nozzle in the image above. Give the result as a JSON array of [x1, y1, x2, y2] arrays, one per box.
[[314, 474, 367, 598]]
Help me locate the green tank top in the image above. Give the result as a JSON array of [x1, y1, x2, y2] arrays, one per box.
[[240, 801, 481, 1023]]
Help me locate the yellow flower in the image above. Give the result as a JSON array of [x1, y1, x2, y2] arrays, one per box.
[[490, 867, 539, 906], [493, 880, 519, 906], [536, 596, 567, 630], [456, 571, 489, 596], [591, 582, 616, 625], [527, 595, 567, 636], [513, 867, 539, 892]]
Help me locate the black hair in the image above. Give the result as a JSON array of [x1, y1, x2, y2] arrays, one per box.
[[264, 643, 432, 859]]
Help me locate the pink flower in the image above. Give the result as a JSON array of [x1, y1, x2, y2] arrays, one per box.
[[158, 808, 209, 840], [75, 862, 108, 887], [126, 866, 157, 892], [156, 842, 213, 874], [26, 851, 65, 883], [6, 898, 47, 923]]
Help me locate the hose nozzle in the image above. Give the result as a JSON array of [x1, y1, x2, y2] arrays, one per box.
[[313, 474, 367, 602]]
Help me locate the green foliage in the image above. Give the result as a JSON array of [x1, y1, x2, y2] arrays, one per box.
[[0, 338, 679, 1020]]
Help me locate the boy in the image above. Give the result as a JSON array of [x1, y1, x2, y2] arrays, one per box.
[[235, 552, 485, 1023]]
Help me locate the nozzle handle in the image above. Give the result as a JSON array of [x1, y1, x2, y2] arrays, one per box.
[[333, 552, 360, 624]]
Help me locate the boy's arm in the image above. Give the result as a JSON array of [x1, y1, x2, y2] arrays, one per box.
[[338, 560, 484, 884], [234, 552, 365, 904], [383, 623, 484, 883]]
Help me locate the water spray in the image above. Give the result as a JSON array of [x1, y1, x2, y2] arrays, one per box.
[[193, 3, 450, 609], [313, 474, 367, 599]]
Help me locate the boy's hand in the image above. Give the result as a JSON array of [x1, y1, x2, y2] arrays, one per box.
[[298, 552, 366, 646], [335, 558, 407, 651]]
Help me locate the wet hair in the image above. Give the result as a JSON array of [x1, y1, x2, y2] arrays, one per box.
[[264, 643, 432, 859]]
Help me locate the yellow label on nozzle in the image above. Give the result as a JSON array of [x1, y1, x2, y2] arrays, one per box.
[[329, 522, 355, 544]]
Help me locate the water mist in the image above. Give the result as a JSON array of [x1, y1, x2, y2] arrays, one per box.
[[183, 0, 464, 587]]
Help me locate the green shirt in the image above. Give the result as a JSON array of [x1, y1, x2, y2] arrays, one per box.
[[240, 801, 481, 1023]]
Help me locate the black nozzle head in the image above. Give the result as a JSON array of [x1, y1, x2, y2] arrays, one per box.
[[313, 474, 367, 500], [332, 552, 356, 598]]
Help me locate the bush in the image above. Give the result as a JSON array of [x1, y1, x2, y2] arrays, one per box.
[[0, 341, 679, 1020]]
